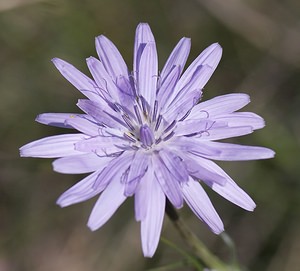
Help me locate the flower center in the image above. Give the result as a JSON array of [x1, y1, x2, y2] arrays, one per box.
[[109, 96, 177, 151]]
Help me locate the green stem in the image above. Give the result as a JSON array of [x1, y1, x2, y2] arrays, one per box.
[[160, 237, 204, 270], [146, 260, 188, 271], [165, 200, 240, 271]]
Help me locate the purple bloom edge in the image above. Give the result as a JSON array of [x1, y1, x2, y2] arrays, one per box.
[[20, 23, 275, 257]]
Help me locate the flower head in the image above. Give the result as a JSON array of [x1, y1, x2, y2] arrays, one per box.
[[20, 23, 274, 257]]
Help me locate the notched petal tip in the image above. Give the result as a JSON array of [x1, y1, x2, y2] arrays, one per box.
[[51, 57, 58, 63], [143, 249, 156, 258], [51, 57, 65, 69], [56, 198, 68, 208], [19, 146, 28, 157], [135, 23, 155, 44], [268, 149, 276, 158], [137, 22, 151, 29], [95, 34, 105, 41], [212, 224, 225, 235], [248, 203, 256, 212], [210, 42, 222, 51], [86, 56, 95, 62], [87, 222, 98, 232]]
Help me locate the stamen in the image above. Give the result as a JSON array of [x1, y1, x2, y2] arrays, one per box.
[[179, 109, 192, 121], [134, 105, 143, 125], [108, 102, 120, 112], [128, 72, 138, 97], [114, 103, 135, 119], [152, 100, 158, 122], [123, 133, 137, 143], [155, 115, 162, 131], [103, 110, 127, 128], [163, 120, 176, 134], [184, 121, 215, 137], [163, 131, 175, 142], [185, 132, 199, 137], [122, 115, 135, 131], [140, 95, 148, 115], [155, 137, 162, 145], [94, 149, 124, 158]]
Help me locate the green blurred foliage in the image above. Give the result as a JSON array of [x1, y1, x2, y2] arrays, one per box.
[[0, 0, 300, 270]]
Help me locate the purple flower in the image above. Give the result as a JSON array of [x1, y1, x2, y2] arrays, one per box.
[[20, 23, 274, 257]]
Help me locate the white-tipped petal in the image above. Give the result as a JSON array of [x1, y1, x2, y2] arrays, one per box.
[[141, 178, 165, 257], [134, 23, 155, 75], [137, 42, 158, 108], [95, 35, 129, 81], [88, 178, 127, 231], [36, 113, 83, 128], [52, 58, 102, 103], [53, 153, 112, 174], [174, 43, 222, 97], [182, 178, 224, 234], [160, 37, 191, 82], [198, 159, 256, 211], [20, 134, 86, 158], [57, 170, 105, 207], [188, 93, 251, 120]]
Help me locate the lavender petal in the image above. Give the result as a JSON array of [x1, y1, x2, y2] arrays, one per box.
[[174, 119, 222, 137], [87, 178, 127, 230], [162, 89, 202, 122], [93, 151, 135, 189], [171, 64, 212, 104], [124, 151, 149, 197], [53, 153, 112, 174], [77, 99, 126, 129], [160, 37, 191, 83], [175, 43, 222, 95], [86, 56, 121, 104], [182, 178, 224, 234], [196, 126, 254, 141], [158, 149, 189, 183], [201, 160, 256, 211], [180, 153, 227, 186], [152, 153, 184, 208], [138, 42, 158, 109], [127, 151, 149, 184], [52, 58, 102, 103], [35, 113, 83, 128], [201, 142, 276, 161], [75, 136, 126, 157], [134, 23, 155, 77], [141, 177, 165, 257], [215, 112, 265, 130], [65, 116, 103, 136], [134, 161, 153, 221], [156, 65, 180, 111], [95, 35, 129, 81], [170, 136, 222, 158], [175, 119, 254, 140], [188, 93, 250, 120], [57, 170, 105, 207], [20, 134, 86, 158]]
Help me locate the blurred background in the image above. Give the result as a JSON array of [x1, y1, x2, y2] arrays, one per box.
[[1, 0, 300, 270]]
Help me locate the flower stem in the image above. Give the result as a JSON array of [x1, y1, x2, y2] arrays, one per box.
[[165, 200, 240, 271], [160, 237, 204, 270]]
